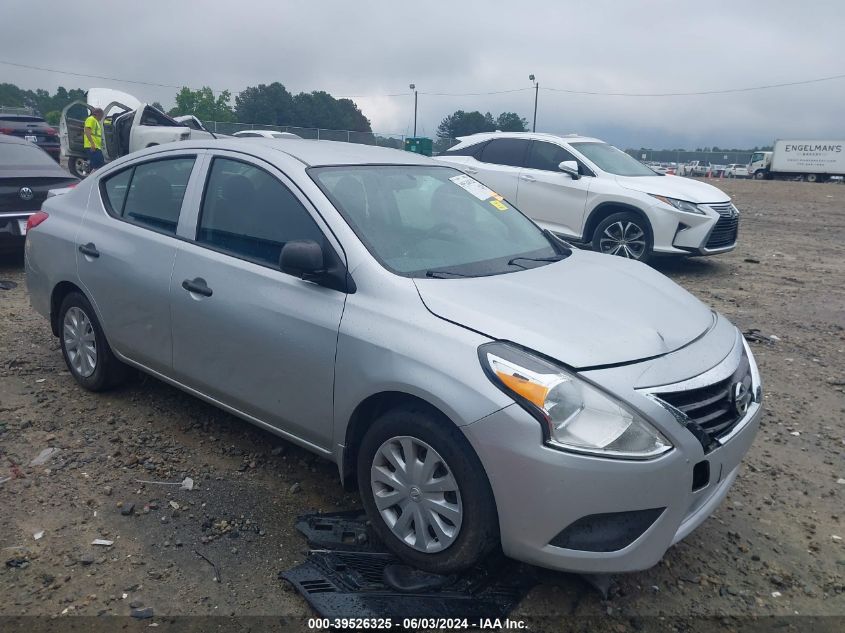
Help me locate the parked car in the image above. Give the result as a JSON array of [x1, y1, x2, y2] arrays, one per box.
[[437, 132, 739, 263], [26, 138, 762, 575], [0, 135, 76, 253], [724, 164, 749, 178], [0, 113, 61, 162], [680, 160, 711, 177], [232, 130, 302, 139], [60, 88, 192, 178]]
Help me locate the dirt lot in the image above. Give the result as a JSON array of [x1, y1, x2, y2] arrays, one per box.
[[1, 178, 843, 629]]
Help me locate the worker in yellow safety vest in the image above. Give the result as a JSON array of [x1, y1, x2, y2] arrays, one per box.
[[83, 107, 105, 172]]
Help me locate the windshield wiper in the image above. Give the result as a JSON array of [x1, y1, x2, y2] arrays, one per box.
[[507, 254, 565, 268], [425, 269, 471, 279]]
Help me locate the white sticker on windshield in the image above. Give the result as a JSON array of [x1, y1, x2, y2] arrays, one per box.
[[449, 174, 499, 201]]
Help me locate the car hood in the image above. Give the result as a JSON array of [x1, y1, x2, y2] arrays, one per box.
[[413, 250, 714, 369], [615, 174, 730, 203]]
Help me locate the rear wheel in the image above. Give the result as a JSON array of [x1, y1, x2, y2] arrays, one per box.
[[59, 292, 128, 391], [69, 156, 90, 179], [592, 211, 653, 263], [806, 173, 819, 183], [357, 405, 499, 574]]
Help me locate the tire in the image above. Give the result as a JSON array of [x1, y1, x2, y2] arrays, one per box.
[[592, 211, 653, 263], [754, 171, 766, 180], [806, 173, 819, 183], [357, 405, 499, 574], [58, 292, 128, 391], [68, 156, 91, 179]]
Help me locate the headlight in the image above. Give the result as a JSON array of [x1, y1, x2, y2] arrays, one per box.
[[479, 342, 672, 460], [649, 194, 705, 215]]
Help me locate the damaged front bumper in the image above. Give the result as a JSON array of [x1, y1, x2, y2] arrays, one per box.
[[461, 324, 761, 574]]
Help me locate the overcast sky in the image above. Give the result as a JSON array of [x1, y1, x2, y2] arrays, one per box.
[[3, 0, 844, 148]]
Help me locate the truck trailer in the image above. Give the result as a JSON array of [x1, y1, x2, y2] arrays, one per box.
[[748, 140, 845, 182]]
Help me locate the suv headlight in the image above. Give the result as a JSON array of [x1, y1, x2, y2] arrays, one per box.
[[650, 194, 705, 215], [479, 342, 672, 460]]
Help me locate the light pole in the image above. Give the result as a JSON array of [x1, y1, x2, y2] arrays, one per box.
[[529, 74, 538, 132], [409, 83, 418, 137]]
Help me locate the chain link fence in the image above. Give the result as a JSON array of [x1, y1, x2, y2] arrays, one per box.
[[625, 149, 754, 165], [199, 119, 464, 154]]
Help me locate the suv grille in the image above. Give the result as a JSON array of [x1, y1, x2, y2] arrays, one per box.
[[655, 351, 752, 441], [705, 203, 739, 249]]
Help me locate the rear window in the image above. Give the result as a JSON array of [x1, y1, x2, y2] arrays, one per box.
[[100, 157, 196, 235], [0, 142, 56, 167], [478, 138, 530, 167], [0, 115, 45, 123]]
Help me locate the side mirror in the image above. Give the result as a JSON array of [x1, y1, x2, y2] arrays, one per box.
[[280, 240, 324, 279], [558, 160, 581, 179]]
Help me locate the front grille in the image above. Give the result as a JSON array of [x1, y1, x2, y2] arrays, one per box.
[[705, 203, 739, 249], [656, 351, 752, 441]]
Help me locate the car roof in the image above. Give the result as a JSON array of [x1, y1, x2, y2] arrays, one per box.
[[453, 131, 604, 145], [144, 138, 435, 167]]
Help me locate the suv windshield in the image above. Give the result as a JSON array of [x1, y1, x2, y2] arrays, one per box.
[[310, 165, 566, 278], [570, 142, 658, 177]]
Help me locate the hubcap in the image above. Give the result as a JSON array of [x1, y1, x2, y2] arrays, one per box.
[[599, 221, 647, 259], [63, 307, 97, 377], [370, 436, 462, 553]]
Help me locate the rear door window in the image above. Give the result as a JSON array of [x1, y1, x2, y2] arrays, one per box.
[[196, 157, 325, 268], [101, 156, 196, 234], [478, 138, 530, 167]]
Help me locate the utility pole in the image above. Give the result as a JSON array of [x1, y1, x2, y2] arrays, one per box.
[[409, 84, 418, 137], [529, 74, 538, 132]]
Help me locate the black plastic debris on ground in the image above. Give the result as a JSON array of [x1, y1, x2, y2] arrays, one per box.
[[280, 511, 537, 620], [0, 280, 17, 291]]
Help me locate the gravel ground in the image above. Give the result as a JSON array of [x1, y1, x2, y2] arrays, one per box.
[[0, 178, 843, 628]]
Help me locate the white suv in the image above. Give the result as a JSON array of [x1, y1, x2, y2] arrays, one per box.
[[437, 132, 739, 262]]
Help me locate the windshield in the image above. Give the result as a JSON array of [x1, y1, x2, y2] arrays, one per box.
[[570, 142, 658, 177], [310, 165, 565, 278]]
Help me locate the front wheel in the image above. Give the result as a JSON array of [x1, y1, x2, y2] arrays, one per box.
[[68, 156, 91, 179], [357, 406, 499, 574], [754, 171, 766, 180], [592, 212, 653, 263]]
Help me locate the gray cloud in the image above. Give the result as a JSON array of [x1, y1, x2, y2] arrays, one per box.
[[2, 0, 844, 147]]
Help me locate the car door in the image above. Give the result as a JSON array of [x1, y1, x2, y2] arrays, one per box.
[[77, 152, 201, 373], [169, 153, 347, 448], [516, 140, 592, 238], [465, 138, 529, 202]]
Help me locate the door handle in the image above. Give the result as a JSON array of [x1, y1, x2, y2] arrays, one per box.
[[78, 243, 99, 258], [520, 174, 536, 182], [181, 277, 213, 297], [464, 167, 478, 174]]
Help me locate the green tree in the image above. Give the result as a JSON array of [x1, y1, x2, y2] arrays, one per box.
[[235, 82, 294, 126], [436, 110, 496, 139], [291, 91, 371, 132], [169, 86, 235, 122], [495, 112, 528, 132], [44, 111, 61, 125]]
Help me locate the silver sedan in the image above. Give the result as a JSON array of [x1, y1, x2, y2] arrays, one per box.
[[26, 138, 762, 574]]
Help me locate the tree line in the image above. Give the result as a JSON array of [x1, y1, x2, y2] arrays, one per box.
[[1, 81, 530, 141], [0, 82, 373, 133]]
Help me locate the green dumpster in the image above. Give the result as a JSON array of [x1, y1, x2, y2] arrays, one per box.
[[404, 137, 432, 157]]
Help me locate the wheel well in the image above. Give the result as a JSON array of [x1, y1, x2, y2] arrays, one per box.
[[341, 391, 453, 491], [50, 281, 84, 336], [583, 203, 652, 244]]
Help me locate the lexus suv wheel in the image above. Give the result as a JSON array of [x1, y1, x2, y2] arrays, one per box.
[[592, 211, 653, 263]]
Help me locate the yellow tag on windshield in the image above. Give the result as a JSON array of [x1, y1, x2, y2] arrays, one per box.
[[490, 199, 508, 211]]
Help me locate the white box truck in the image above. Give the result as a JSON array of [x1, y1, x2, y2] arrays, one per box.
[[748, 140, 845, 182]]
